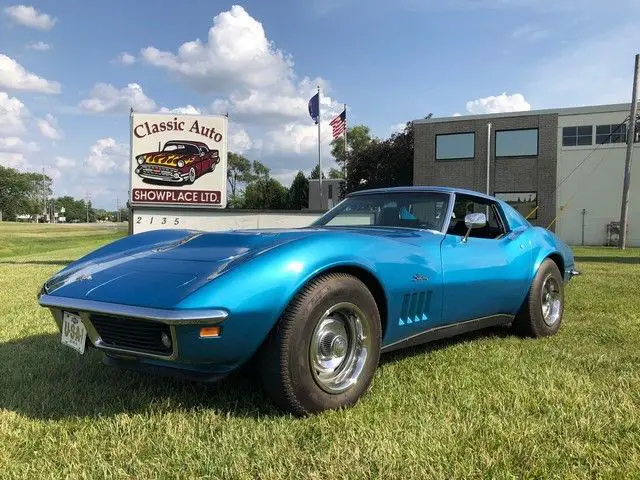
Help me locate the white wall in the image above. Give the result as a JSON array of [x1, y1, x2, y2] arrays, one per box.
[[132, 208, 322, 234], [556, 109, 639, 246]]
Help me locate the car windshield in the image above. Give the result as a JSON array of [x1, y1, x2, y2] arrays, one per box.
[[312, 192, 450, 231], [163, 143, 199, 155]]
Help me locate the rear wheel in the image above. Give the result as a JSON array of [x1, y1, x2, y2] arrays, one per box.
[[259, 273, 381, 415], [513, 258, 564, 337]]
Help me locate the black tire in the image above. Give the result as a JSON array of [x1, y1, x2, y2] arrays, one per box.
[[258, 273, 382, 415], [513, 258, 565, 337]]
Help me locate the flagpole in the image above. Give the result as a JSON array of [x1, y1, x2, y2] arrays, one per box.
[[317, 85, 323, 209], [343, 103, 347, 182]]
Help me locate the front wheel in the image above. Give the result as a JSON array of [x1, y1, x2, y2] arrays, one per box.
[[258, 273, 381, 415], [513, 258, 565, 337]]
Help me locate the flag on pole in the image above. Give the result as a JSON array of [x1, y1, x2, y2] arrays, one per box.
[[308, 92, 320, 124], [330, 108, 346, 140]]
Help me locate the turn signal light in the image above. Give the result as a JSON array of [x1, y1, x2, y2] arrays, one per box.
[[199, 326, 221, 338]]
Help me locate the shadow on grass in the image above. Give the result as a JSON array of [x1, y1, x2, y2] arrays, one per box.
[[574, 256, 640, 264], [0, 260, 73, 266], [0, 333, 279, 421], [1, 327, 514, 421]]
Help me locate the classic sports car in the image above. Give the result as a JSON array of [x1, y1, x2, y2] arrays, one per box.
[[38, 187, 579, 415], [134, 140, 219, 184]]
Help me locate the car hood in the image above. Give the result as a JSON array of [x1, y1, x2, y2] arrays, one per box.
[[141, 152, 195, 168], [43, 227, 439, 308]]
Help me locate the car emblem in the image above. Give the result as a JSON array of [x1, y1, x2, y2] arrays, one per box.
[[77, 274, 92, 281], [412, 274, 428, 282]]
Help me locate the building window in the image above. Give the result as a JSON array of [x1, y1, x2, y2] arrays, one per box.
[[596, 124, 627, 144], [562, 126, 593, 146], [328, 184, 333, 200], [495, 128, 539, 157], [495, 192, 538, 220], [435, 132, 475, 160]]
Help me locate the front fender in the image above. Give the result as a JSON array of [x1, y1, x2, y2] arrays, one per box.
[[176, 232, 443, 366]]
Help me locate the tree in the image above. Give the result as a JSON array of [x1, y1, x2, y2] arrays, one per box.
[[309, 164, 326, 179], [0, 166, 52, 221], [54, 196, 87, 223], [330, 125, 373, 167], [328, 168, 344, 179], [287, 171, 309, 209], [244, 178, 288, 209], [345, 122, 414, 192], [227, 152, 253, 201]]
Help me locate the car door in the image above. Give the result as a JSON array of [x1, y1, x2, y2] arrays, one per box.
[[439, 194, 532, 325]]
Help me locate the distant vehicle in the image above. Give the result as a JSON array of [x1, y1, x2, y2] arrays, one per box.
[[38, 187, 579, 415], [134, 140, 219, 185]]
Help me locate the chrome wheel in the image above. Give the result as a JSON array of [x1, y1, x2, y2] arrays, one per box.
[[188, 168, 196, 183], [309, 302, 372, 394], [541, 275, 561, 326]]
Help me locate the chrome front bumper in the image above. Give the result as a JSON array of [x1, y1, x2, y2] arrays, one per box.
[[38, 294, 228, 361]]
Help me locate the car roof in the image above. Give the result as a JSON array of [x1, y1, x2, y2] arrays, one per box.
[[165, 140, 209, 148], [347, 186, 497, 201]]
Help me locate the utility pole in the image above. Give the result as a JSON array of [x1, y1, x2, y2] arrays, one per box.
[[42, 161, 46, 222], [85, 192, 91, 223], [486, 122, 492, 195], [619, 54, 639, 249]]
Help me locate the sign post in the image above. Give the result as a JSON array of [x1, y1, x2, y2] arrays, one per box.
[[129, 112, 228, 234]]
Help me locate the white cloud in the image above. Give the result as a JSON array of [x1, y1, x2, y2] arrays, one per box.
[[84, 137, 128, 174], [26, 41, 51, 51], [0, 92, 28, 135], [389, 122, 406, 135], [511, 25, 549, 42], [0, 136, 38, 152], [4, 5, 56, 30], [0, 54, 61, 93], [115, 52, 136, 65], [0, 152, 26, 168], [465, 93, 531, 114], [271, 168, 310, 188], [36, 113, 61, 139], [228, 123, 252, 153], [79, 83, 156, 114], [54, 156, 76, 168], [140, 5, 293, 94], [158, 104, 200, 114], [526, 22, 640, 108]]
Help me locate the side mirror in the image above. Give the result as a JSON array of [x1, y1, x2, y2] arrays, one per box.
[[462, 213, 487, 242]]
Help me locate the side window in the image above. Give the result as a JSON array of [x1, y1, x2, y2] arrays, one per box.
[[447, 195, 506, 239]]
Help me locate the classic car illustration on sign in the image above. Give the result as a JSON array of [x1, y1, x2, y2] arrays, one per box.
[[38, 187, 580, 415], [130, 113, 228, 208], [135, 140, 220, 185]]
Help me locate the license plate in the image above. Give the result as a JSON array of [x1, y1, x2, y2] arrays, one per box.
[[61, 311, 87, 354]]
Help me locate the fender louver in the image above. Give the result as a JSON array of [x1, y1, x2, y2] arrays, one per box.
[[398, 291, 432, 326]]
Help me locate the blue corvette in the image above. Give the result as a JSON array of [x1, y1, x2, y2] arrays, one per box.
[[38, 187, 579, 414]]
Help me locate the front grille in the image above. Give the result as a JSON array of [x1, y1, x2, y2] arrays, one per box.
[[142, 166, 175, 176], [90, 314, 173, 356]]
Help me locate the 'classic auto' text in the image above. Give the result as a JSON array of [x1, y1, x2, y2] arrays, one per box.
[[134, 118, 223, 142]]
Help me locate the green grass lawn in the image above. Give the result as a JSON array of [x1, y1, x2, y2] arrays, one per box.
[[0, 225, 639, 479]]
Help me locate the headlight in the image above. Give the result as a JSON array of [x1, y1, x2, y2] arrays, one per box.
[[137, 156, 145, 165], [177, 160, 185, 168]]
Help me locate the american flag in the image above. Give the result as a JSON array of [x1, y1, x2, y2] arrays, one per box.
[[330, 108, 346, 140]]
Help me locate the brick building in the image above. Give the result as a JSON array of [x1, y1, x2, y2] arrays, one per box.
[[413, 103, 640, 246]]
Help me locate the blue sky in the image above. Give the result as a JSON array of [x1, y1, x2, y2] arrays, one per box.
[[1, 0, 639, 209]]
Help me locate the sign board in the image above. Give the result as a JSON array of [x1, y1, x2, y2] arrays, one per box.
[[129, 112, 228, 209]]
